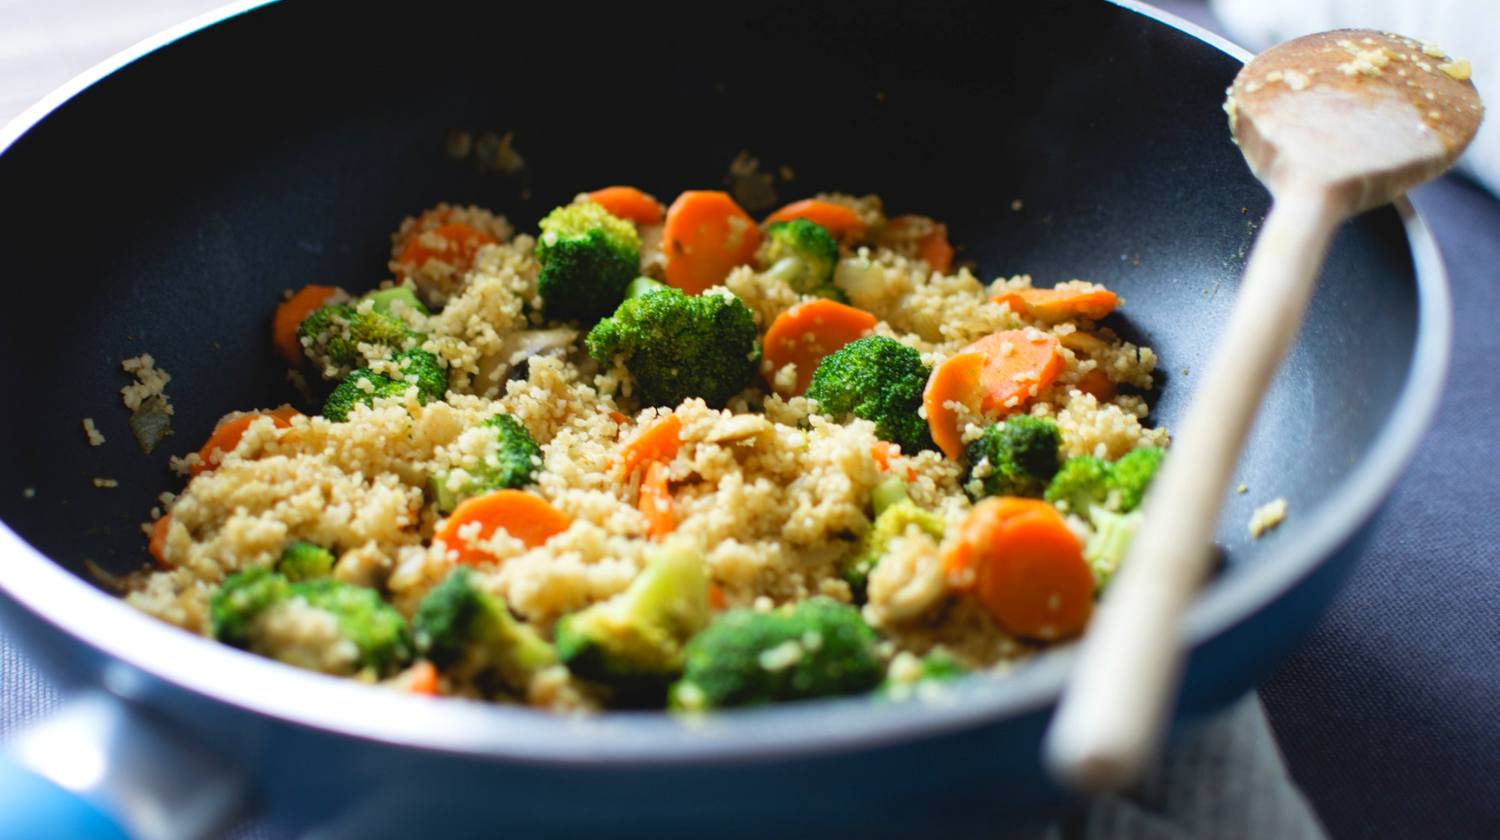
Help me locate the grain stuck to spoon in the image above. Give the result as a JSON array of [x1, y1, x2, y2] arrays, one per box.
[[1046, 30, 1481, 793]]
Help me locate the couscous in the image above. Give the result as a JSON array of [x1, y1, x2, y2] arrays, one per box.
[[126, 188, 1167, 712]]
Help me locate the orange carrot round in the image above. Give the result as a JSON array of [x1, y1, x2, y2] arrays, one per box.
[[760, 299, 878, 396], [1074, 369, 1117, 402], [661, 191, 761, 295], [923, 330, 1063, 461], [619, 414, 683, 477], [870, 442, 915, 481], [964, 330, 1065, 413], [272, 284, 339, 365], [434, 489, 571, 566], [764, 199, 868, 241], [148, 515, 172, 566], [638, 461, 674, 540], [922, 351, 985, 461], [397, 222, 496, 274], [192, 409, 300, 476], [917, 225, 954, 274], [588, 186, 665, 225], [408, 660, 440, 695], [707, 582, 728, 611], [994, 287, 1118, 323], [944, 497, 1093, 640]]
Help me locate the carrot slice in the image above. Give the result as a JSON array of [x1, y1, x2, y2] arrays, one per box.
[[638, 461, 674, 540], [707, 582, 728, 611], [397, 222, 497, 274], [761, 299, 878, 396], [588, 186, 665, 226], [965, 330, 1065, 414], [619, 414, 683, 477], [943, 497, 1093, 640], [994, 287, 1118, 323], [192, 409, 300, 476], [916, 225, 954, 274], [923, 330, 1063, 460], [434, 489, 571, 566], [661, 191, 761, 295], [1074, 369, 1117, 402], [148, 515, 172, 566], [870, 442, 915, 481], [272, 284, 339, 365], [923, 352, 985, 461], [764, 199, 868, 241], [408, 660, 440, 695]]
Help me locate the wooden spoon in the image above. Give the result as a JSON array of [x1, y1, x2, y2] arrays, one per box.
[[1045, 30, 1482, 792]]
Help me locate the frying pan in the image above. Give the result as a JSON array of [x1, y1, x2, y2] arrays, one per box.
[[0, 0, 1450, 836]]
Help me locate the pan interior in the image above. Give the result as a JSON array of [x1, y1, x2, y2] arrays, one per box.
[[0, 1, 1416, 618]]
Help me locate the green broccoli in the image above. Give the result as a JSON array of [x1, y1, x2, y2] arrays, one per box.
[[760, 219, 845, 302], [209, 566, 290, 649], [1109, 447, 1165, 512], [879, 649, 969, 699], [1084, 508, 1143, 591], [209, 567, 413, 678], [668, 597, 883, 711], [363, 285, 431, 317], [585, 286, 759, 408], [322, 348, 447, 422], [844, 479, 945, 598], [962, 416, 1063, 500], [411, 568, 556, 694], [298, 303, 421, 371], [277, 541, 335, 582], [1044, 455, 1111, 515], [1044, 446, 1165, 516], [429, 414, 543, 514], [806, 336, 933, 453], [536, 201, 642, 323], [554, 545, 710, 703]]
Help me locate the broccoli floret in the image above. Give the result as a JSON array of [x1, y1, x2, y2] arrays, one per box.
[[429, 414, 542, 514], [209, 566, 290, 649], [1109, 447, 1165, 512], [1084, 508, 1143, 591], [363, 285, 430, 317], [277, 541, 335, 582], [322, 349, 447, 422], [880, 649, 969, 699], [760, 219, 845, 302], [844, 480, 945, 598], [668, 597, 883, 711], [1044, 447, 1165, 516], [962, 416, 1063, 500], [586, 286, 759, 408], [412, 568, 556, 694], [806, 336, 933, 453], [298, 304, 421, 372], [209, 568, 413, 677], [555, 545, 710, 703], [536, 202, 642, 323], [1044, 455, 1111, 515]]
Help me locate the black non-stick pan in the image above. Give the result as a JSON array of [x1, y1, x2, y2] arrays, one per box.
[[0, 1, 1449, 836]]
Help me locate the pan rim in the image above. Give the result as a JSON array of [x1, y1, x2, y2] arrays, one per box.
[[0, 0, 1453, 766]]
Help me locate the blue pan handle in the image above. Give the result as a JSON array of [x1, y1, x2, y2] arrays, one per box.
[[0, 755, 129, 840], [0, 692, 246, 840]]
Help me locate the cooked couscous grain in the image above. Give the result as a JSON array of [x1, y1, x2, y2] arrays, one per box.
[[1249, 497, 1289, 538], [125, 190, 1171, 712], [82, 417, 105, 446]]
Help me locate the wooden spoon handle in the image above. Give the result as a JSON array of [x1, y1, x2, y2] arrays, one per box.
[[1045, 183, 1345, 792]]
